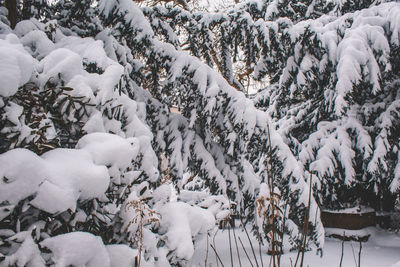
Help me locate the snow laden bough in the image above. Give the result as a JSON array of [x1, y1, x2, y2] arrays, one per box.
[[254, 2, 400, 211], [0, 19, 229, 265], [0, 133, 229, 266], [0, 1, 326, 264], [139, 0, 400, 213], [99, 0, 325, 248]]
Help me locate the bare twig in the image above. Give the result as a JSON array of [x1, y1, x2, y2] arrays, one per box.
[[266, 123, 282, 266], [205, 234, 209, 267], [339, 232, 345, 267], [228, 225, 234, 267], [299, 175, 313, 267], [294, 172, 313, 267], [240, 216, 260, 267], [238, 236, 255, 267], [213, 229, 219, 267], [278, 203, 289, 266], [210, 244, 225, 267], [232, 224, 243, 267], [358, 240, 362, 267], [350, 241, 357, 267], [258, 235, 264, 267]]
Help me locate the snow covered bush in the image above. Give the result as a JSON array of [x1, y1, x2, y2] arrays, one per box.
[[0, 13, 231, 265], [97, 0, 324, 249], [253, 2, 400, 213], [142, 0, 400, 216], [6, 0, 399, 264]]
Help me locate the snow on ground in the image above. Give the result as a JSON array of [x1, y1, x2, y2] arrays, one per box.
[[192, 223, 400, 267]]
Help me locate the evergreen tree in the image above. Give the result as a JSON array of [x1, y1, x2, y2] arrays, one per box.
[[2, 0, 399, 265]]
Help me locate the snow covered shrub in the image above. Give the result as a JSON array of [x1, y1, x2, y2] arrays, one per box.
[[98, 0, 325, 250], [0, 11, 233, 265], [10, 0, 398, 262], [141, 0, 400, 242], [252, 2, 400, 212]]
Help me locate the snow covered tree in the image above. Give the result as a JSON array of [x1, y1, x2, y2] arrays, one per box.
[[143, 0, 399, 214], [11, 0, 400, 264], [252, 1, 400, 212], [0, 6, 232, 265]]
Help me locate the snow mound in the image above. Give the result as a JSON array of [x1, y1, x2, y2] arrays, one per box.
[[40, 232, 110, 267], [2, 231, 45, 266], [106, 244, 137, 267], [38, 48, 84, 86], [0, 149, 47, 204], [77, 132, 140, 171], [0, 34, 33, 97], [160, 202, 215, 260], [42, 148, 109, 200], [0, 138, 111, 214]]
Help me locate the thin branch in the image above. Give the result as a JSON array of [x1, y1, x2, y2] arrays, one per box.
[[339, 233, 345, 267], [240, 216, 260, 267], [210, 244, 226, 267], [258, 235, 264, 267], [213, 229, 219, 267], [232, 223, 243, 267], [205, 234, 209, 267], [238, 236, 255, 267], [299, 174, 313, 267], [228, 225, 234, 267], [350, 241, 357, 267]]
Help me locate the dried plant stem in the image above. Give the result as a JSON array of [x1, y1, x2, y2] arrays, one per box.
[[213, 229, 219, 267], [228, 225, 234, 267], [240, 216, 260, 267], [350, 241, 357, 266], [278, 203, 288, 266], [339, 234, 345, 267], [295, 173, 313, 267], [358, 241, 362, 267], [232, 225, 242, 267], [125, 199, 161, 267], [138, 206, 143, 267], [205, 234, 209, 267], [238, 236, 255, 267], [258, 235, 264, 267], [266, 124, 281, 266], [210, 244, 225, 267]]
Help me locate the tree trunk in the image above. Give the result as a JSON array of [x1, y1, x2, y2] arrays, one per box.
[[5, 0, 17, 29]]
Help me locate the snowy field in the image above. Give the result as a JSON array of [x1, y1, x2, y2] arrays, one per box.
[[192, 224, 400, 267]]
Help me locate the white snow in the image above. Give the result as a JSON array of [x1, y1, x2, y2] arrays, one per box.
[[323, 206, 375, 214], [192, 224, 400, 267], [30, 180, 76, 214], [160, 202, 216, 260], [41, 148, 110, 201], [0, 148, 48, 205], [0, 34, 33, 97], [0, 138, 111, 214], [40, 232, 110, 267], [1, 231, 45, 267], [38, 48, 84, 86], [106, 245, 140, 267], [77, 132, 140, 171]]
